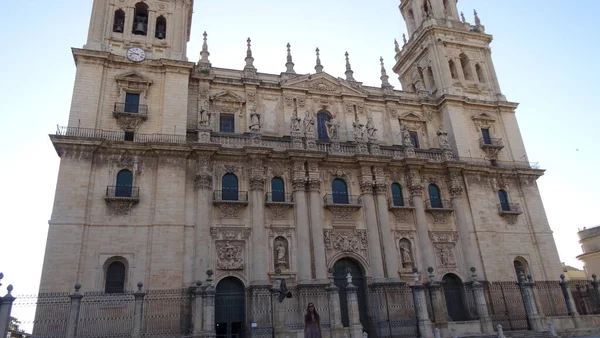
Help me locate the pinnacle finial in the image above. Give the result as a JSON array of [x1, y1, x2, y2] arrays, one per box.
[[199, 31, 210, 64], [315, 47, 323, 73], [246, 38, 252, 57], [380, 57, 392, 90], [402, 33, 407, 45], [474, 9, 481, 25], [345, 51, 356, 82], [460, 11, 466, 23], [394, 39, 400, 53], [244, 38, 256, 76], [285, 43, 295, 74]]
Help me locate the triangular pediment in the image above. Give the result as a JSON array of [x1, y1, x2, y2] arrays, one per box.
[[399, 111, 424, 122], [472, 112, 496, 122], [115, 71, 152, 84], [281, 72, 367, 97], [211, 90, 244, 102]]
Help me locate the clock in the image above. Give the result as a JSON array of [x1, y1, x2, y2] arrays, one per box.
[[126, 47, 146, 62]]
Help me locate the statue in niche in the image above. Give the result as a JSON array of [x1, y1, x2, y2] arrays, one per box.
[[274, 237, 289, 269], [399, 122, 413, 147], [437, 126, 451, 150], [366, 117, 377, 141], [303, 110, 315, 136], [326, 117, 340, 140], [198, 101, 211, 128], [353, 116, 365, 142], [290, 110, 302, 134], [249, 108, 261, 132], [399, 239, 413, 269]]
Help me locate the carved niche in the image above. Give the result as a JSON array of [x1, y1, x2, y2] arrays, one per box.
[[216, 241, 245, 270], [273, 236, 290, 270], [399, 238, 414, 270], [430, 231, 458, 272], [323, 228, 368, 258]]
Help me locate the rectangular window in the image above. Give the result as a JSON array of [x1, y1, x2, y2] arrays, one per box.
[[409, 131, 420, 148], [220, 114, 235, 133], [125, 93, 141, 113], [124, 130, 135, 142], [481, 128, 492, 145]]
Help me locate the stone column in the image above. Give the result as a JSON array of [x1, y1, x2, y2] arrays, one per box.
[[518, 272, 543, 332], [468, 268, 493, 334], [560, 274, 582, 328], [66, 284, 83, 338], [194, 154, 214, 282], [410, 269, 433, 338], [447, 169, 483, 275], [408, 169, 436, 273], [132, 282, 146, 338], [360, 182, 385, 281], [307, 176, 327, 281], [0, 284, 15, 338], [425, 268, 447, 328], [202, 271, 216, 338], [293, 177, 312, 283], [249, 157, 269, 285], [374, 183, 400, 280], [591, 274, 600, 308], [326, 268, 343, 331], [192, 281, 204, 337], [345, 269, 364, 338]]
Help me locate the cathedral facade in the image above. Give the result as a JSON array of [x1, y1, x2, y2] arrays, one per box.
[[40, 0, 564, 336]]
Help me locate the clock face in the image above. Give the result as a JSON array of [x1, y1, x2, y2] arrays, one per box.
[[126, 47, 146, 62]]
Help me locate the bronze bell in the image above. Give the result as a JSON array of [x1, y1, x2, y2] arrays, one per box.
[[133, 21, 146, 35]]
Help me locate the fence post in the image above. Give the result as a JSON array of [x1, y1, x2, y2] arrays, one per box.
[[559, 274, 581, 328], [591, 274, 600, 311], [66, 283, 83, 338], [132, 282, 145, 338], [0, 282, 15, 338], [326, 268, 342, 331], [202, 270, 216, 338], [517, 272, 543, 331], [425, 267, 447, 329], [345, 268, 364, 338], [468, 268, 494, 334], [192, 280, 204, 337], [271, 269, 286, 335], [410, 268, 433, 338]]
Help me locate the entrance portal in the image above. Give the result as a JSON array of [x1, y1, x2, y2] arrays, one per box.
[[442, 274, 468, 321], [215, 277, 245, 338], [333, 258, 368, 328]]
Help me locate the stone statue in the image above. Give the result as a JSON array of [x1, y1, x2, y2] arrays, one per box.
[[399, 122, 413, 147], [437, 126, 451, 150], [249, 108, 261, 132], [353, 116, 365, 142], [401, 246, 412, 264], [290, 110, 302, 134], [198, 102, 211, 128], [402, 33, 407, 45], [326, 118, 340, 140], [276, 242, 286, 264], [366, 117, 377, 141], [303, 110, 315, 136]]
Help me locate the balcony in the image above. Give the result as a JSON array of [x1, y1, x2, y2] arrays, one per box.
[[387, 197, 414, 210], [112, 102, 148, 130], [265, 192, 294, 205], [104, 186, 140, 215], [479, 137, 504, 149], [425, 199, 453, 211], [323, 194, 362, 220], [498, 203, 522, 215], [213, 190, 249, 204]]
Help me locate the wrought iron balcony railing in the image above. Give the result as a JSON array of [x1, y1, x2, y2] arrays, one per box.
[[323, 194, 362, 207], [424, 199, 453, 211], [265, 192, 294, 204], [387, 196, 414, 209], [105, 186, 140, 200], [114, 102, 148, 115], [498, 203, 522, 215], [479, 137, 504, 148], [213, 190, 249, 203]]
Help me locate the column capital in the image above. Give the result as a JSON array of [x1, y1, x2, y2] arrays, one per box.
[[446, 169, 463, 198], [194, 173, 212, 190], [359, 181, 374, 194], [307, 178, 321, 192], [292, 178, 306, 191], [249, 175, 266, 191], [373, 181, 387, 195]]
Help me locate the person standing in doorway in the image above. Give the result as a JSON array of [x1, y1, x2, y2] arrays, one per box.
[[304, 303, 322, 338]]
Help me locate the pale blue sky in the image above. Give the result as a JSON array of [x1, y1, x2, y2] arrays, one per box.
[[0, 1, 599, 293]]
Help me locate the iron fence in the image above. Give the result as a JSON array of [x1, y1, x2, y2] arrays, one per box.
[[213, 190, 249, 203], [484, 282, 529, 331], [366, 284, 417, 338], [424, 199, 452, 210], [114, 102, 148, 115], [246, 287, 274, 338], [535, 281, 569, 317], [569, 280, 600, 315], [265, 192, 294, 204], [77, 291, 135, 338], [15, 293, 71, 338], [323, 194, 362, 206], [106, 186, 140, 199], [142, 288, 192, 337]]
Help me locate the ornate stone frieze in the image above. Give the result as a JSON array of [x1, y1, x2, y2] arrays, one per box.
[[391, 208, 413, 223], [429, 211, 448, 224], [407, 169, 423, 196], [447, 170, 463, 198], [219, 204, 245, 218], [324, 228, 368, 255], [306, 80, 337, 93], [210, 227, 251, 240], [216, 241, 244, 270], [105, 199, 138, 216], [327, 207, 355, 220], [268, 227, 293, 238], [329, 167, 347, 179], [429, 231, 458, 243], [267, 204, 293, 219], [284, 95, 306, 107], [113, 112, 147, 131], [393, 229, 417, 241]]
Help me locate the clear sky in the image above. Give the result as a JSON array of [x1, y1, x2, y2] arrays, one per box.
[[1, 0, 599, 293]]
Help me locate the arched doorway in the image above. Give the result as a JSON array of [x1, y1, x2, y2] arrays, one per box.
[[333, 258, 368, 328], [215, 277, 245, 338], [442, 274, 468, 321]]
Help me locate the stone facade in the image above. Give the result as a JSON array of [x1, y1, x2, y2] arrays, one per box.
[[577, 225, 600, 278], [40, 0, 563, 332]]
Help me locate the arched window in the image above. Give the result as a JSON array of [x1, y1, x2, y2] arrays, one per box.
[[115, 169, 133, 197], [514, 257, 530, 280], [105, 260, 126, 293], [155, 15, 167, 39], [498, 189, 510, 211], [426, 67, 435, 90], [113, 9, 125, 33], [317, 111, 332, 141], [222, 173, 239, 201], [459, 53, 473, 81], [332, 179, 349, 204], [448, 60, 458, 79], [391, 183, 405, 207], [428, 184, 442, 208], [132, 2, 149, 36], [271, 177, 285, 202], [475, 63, 485, 83]]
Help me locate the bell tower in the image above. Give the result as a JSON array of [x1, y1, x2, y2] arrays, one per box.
[[393, 0, 504, 101], [84, 0, 193, 61]]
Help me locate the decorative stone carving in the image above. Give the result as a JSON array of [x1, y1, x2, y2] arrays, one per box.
[[359, 181, 373, 194], [219, 204, 245, 218], [216, 241, 244, 270], [327, 206, 355, 220], [392, 208, 413, 223], [303, 110, 316, 137], [324, 228, 368, 255], [113, 112, 148, 131], [399, 238, 414, 269], [249, 108, 261, 133], [274, 237, 289, 270], [447, 170, 463, 198], [366, 117, 378, 141], [292, 178, 306, 191], [504, 214, 519, 225], [407, 169, 423, 196], [326, 117, 340, 141], [195, 155, 213, 190], [393, 230, 417, 241], [105, 199, 138, 216], [435, 244, 457, 267], [437, 126, 451, 150], [430, 211, 448, 224], [306, 80, 337, 93], [210, 227, 252, 240], [429, 231, 458, 243], [399, 122, 413, 147], [267, 204, 293, 219], [329, 167, 347, 179]]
